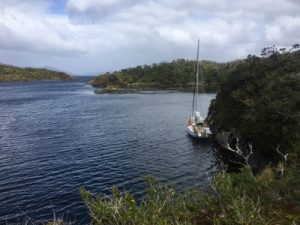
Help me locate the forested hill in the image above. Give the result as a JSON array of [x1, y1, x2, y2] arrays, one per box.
[[90, 59, 230, 92], [208, 47, 300, 165], [0, 63, 74, 82]]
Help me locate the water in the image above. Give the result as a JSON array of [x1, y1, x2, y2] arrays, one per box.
[[0, 79, 218, 224]]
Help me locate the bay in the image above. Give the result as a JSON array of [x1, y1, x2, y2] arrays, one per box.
[[0, 79, 218, 224]]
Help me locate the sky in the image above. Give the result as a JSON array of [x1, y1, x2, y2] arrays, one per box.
[[0, 0, 300, 75]]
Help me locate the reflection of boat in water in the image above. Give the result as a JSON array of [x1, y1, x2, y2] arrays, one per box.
[[186, 40, 212, 139]]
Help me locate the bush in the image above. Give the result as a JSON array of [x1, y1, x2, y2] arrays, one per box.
[[80, 163, 300, 225], [80, 176, 195, 225]]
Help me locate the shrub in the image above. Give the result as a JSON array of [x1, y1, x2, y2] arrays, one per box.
[[81, 164, 300, 225]]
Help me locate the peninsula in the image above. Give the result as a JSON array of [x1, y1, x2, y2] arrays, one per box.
[[90, 59, 226, 93], [0, 63, 74, 82]]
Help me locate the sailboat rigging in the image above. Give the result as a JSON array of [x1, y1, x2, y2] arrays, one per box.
[[186, 40, 212, 139]]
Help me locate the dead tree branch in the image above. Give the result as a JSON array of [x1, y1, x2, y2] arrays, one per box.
[[225, 136, 253, 166], [276, 145, 288, 162]]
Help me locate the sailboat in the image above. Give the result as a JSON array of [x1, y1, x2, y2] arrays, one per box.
[[186, 40, 212, 139]]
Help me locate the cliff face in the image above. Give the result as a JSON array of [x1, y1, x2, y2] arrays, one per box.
[[0, 64, 75, 82], [208, 50, 300, 166]]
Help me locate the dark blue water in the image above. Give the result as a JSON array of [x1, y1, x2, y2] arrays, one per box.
[[0, 79, 218, 224]]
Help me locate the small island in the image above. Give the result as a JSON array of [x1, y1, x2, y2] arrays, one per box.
[[0, 63, 75, 82]]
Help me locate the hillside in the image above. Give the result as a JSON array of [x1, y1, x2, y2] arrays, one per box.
[[0, 63, 74, 82], [208, 48, 300, 165], [90, 59, 230, 92]]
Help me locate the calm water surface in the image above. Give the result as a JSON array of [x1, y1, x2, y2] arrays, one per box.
[[0, 79, 218, 224]]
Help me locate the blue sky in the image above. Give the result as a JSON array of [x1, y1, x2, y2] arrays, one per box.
[[0, 0, 300, 75], [49, 0, 67, 14]]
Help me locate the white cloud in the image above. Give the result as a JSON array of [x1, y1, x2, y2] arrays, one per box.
[[0, 0, 300, 74], [0, 1, 86, 55], [67, 0, 122, 12], [266, 16, 300, 45]]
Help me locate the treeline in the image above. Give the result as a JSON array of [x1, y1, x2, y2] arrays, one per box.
[[90, 59, 229, 92], [91, 44, 300, 95], [208, 47, 300, 164], [0, 63, 74, 82]]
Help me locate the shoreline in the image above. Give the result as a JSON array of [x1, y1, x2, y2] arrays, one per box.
[[93, 86, 216, 94], [0, 78, 76, 84]]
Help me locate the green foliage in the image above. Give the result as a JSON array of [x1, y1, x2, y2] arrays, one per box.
[[80, 164, 300, 225], [90, 59, 226, 92], [208, 50, 300, 162], [80, 176, 191, 225], [0, 63, 74, 82], [207, 165, 300, 224], [202, 168, 263, 225]]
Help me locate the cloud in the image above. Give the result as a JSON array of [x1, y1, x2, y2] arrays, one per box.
[[66, 0, 140, 22], [0, 0, 300, 74], [266, 16, 300, 45], [0, 1, 86, 56]]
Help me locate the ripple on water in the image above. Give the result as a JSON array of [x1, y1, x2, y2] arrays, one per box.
[[0, 81, 218, 224]]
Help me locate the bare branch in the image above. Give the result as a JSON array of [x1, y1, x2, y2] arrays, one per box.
[[276, 145, 288, 162], [275, 145, 289, 177], [224, 137, 253, 166]]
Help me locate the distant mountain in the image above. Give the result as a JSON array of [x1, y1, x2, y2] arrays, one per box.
[[0, 63, 75, 82], [80, 72, 99, 76]]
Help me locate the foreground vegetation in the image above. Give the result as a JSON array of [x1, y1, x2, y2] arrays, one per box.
[[79, 163, 300, 225], [0, 63, 74, 82]]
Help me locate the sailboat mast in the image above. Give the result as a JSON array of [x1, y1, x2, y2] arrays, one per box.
[[195, 40, 200, 111]]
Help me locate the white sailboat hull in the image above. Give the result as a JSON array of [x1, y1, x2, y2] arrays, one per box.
[[186, 125, 211, 139], [187, 125, 199, 138]]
